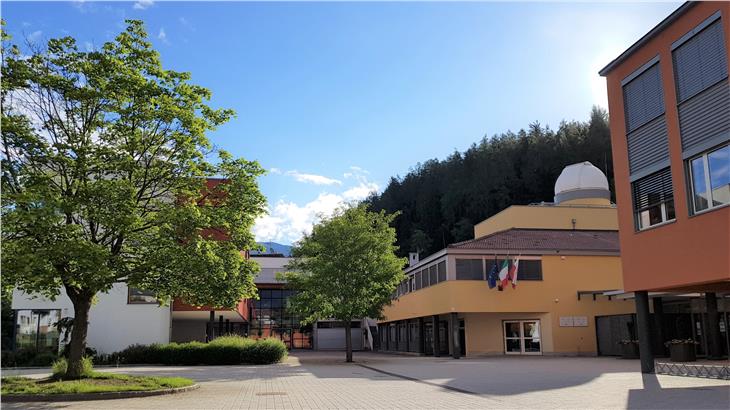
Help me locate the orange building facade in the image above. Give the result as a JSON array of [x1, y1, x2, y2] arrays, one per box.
[[600, 2, 730, 371]]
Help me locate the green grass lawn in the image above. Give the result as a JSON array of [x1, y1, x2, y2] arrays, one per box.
[[1, 372, 194, 395]]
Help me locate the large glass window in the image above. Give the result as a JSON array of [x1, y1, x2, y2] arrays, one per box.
[[503, 320, 541, 355], [455, 259, 484, 280], [518, 260, 543, 281], [251, 288, 312, 349], [690, 144, 730, 213], [632, 167, 675, 230], [437, 261, 446, 282], [15, 309, 61, 352], [128, 287, 157, 304]]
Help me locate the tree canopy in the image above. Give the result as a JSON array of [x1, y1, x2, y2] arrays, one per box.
[[366, 107, 613, 258], [1, 20, 266, 377], [282, 205, 406, 362]]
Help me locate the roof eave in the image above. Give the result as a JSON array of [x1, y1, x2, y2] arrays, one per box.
[[599, 2, 695, 77]]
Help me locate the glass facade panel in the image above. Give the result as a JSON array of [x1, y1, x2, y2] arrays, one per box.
[[708, 145, 730, 207], [455, 259, 483, 280], [437, 261, 446, 282], [15, 309, 61, 352], [250, 288, 312, 349], [691, 156, 709, 212], [505, 339, 522, 353], [429, 265, 438, 285]]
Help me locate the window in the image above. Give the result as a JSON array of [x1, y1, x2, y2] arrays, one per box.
[[517, 260, 543, 281], [455, 259, 483, 280], [128, 287, 157, 304], [425, 266, 434, 286], [672, 17, 727, 103], [415, 271, 422, 290], [437, 261, 446, 282], [15, 309, 61, 352], [421, 268, 429, 288], [689, 144, 730, 213], [632, 167, 675, 230], [623, 62, 665, 133]]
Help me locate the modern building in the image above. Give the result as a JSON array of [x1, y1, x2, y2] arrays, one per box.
[[10, 254, 367, 354], [599, 1, 730, 372], [378, 162, 637, 358]]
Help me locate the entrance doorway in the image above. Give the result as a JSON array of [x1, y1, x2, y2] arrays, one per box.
[[503, 320, 542, 355]]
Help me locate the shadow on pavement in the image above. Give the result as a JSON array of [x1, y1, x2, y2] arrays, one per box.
[[625, 373, 730, 410]]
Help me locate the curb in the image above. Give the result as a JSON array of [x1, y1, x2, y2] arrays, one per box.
[[2, 383, 200, 402]]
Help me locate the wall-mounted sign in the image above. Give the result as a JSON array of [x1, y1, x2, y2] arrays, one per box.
[[559, 316, 589, 327]]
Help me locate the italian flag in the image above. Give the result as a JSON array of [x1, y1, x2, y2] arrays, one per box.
[[498, 259, 510, 288], [509, 259, 520, 289]]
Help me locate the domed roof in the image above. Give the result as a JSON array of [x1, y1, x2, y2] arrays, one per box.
[[554, 161, 610, 204]]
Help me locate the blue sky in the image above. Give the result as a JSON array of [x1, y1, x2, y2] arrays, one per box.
[[3, 1, 681, 244]]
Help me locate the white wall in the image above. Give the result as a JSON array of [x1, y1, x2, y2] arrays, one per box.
[[251, 256, 292, 284], [12, 283, 170, 354]]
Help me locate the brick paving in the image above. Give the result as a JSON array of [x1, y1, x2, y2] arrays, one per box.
[[3, 351, 728, 409]]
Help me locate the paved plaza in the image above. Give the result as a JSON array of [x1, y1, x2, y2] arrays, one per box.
[[3, 351, 729, 409]]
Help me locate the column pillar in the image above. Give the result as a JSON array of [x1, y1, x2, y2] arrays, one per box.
[[706, 292, 723, 359], [635, 291, 654, 373], [218, 315, 224, 338], [206, 310, 215, 342], [432, 315, 440, 357], [418, 317, 425, 354], [652, 297, 666, 357], [449, 312, 460, 359]]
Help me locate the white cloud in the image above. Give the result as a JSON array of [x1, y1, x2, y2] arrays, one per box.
[[254, 168, 380, 244], [27, 31, 43, 43], [269, 167, 283, 175], [157, 28, 169, 44], [133, 0, 154, 10], [286, 171, 341, 186]]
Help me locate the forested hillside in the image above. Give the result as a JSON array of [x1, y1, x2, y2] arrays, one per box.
[[365, 106, 614, 258]]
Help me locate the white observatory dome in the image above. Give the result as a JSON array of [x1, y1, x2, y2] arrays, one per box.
[[554, 161, 610, 204]]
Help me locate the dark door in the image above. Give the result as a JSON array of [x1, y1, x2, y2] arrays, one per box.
[[459, 319, 466, 356], [438, 321, 449, 355], [424, 322, 433, 355], [596, 314, 635, 356]]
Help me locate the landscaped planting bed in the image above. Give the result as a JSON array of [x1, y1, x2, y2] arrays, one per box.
[[2, 373, 194, 395]]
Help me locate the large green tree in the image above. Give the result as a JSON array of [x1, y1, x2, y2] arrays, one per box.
[[1, 20, 266, 378], [282, 205, 406, 362]]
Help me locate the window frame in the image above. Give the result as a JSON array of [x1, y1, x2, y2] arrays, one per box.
[[127, 287, 158, 304], [688, 143, 730, 215], [631, 168, 676, 231]]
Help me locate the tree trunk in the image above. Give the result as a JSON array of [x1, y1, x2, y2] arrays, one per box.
[[344, 320, 353, 363], [66, 292, 93, 379]]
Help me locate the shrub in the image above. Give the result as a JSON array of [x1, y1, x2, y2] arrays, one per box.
[[51, 356, 94, 379], [110, 337, 287, 366], [1, 349, 58, 368]]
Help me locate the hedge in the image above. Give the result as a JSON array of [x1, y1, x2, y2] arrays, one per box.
[[101, 336, 287, 366]]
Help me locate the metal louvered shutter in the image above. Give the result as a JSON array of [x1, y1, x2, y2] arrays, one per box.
[[623, 63, 665, 133], [627, 116, 670, 175], [678, 80, 730, 155], [632, 168, 674, 212], [673, 19, 728, 103]]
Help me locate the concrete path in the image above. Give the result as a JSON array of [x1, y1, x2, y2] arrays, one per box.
[[3, 351, 728, 409]]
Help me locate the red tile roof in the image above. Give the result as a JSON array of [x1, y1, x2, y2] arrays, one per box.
[[448, 229, 619, 254]]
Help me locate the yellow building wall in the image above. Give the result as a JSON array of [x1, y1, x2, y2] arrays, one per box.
[[473, 205, 618, 238], [381, 255, 635, 355]]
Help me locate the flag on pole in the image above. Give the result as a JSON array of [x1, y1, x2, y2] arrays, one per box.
[[498, 259, 510, 288], [509, 258, 520, 289], [487, 259, 499, 289]]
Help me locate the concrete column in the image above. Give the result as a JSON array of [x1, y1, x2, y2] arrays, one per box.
[[218, 315, 224, 338], [432, 315, 440, 357], [652, 297, 666, 357], [449, 312, 460, 359], [706, 292, 723, 359], [418, 317, 425, 354], [206, 310, 215, 342], [635, 291, 654, 373]]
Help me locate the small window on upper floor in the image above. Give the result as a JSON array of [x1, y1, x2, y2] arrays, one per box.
[[128, 287, 157, 304], [689, 143, 730, 214], [672, 16, 728, 103], [455, 259, 484, 280], [632, 167, 676, 230]]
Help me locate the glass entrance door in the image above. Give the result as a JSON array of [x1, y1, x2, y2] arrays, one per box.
[[503, 320, 542, 355]]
